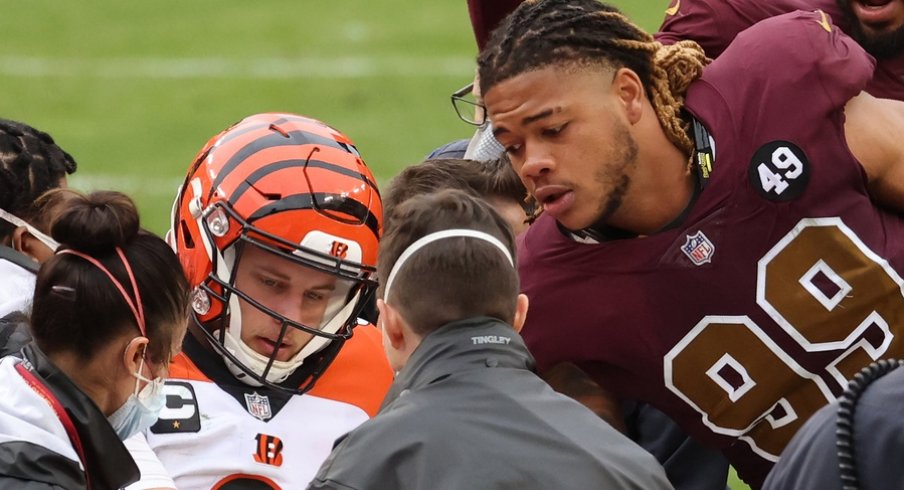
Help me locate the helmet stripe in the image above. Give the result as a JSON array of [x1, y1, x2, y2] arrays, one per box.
[[247, 192, 381, 240], [228, 158, 378, 204], [211, 130, 356, 197]]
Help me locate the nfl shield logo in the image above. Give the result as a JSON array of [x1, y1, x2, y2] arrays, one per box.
[[681, 231, 715, 266], [244, 392, 272, 421]]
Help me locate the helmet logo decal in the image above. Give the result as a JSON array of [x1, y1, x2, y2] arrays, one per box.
[[300, 230, 363, 264], [330, 240, 350, 260]]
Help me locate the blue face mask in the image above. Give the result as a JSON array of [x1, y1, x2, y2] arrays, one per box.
[[108, 357, 166, 441]]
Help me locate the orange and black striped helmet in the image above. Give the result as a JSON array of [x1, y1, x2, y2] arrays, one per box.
[[169, 113, 382, 393]]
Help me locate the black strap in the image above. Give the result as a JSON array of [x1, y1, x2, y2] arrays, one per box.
[[692, 117, 714, 190], [0, 246, 38, 273]]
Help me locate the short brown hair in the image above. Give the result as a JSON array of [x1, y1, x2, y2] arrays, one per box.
[[378, 189, 518, 335], [383, 157, 529, 224]]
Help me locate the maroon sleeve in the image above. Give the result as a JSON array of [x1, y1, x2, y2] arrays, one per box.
[[468, 0, 524, 50], [656, 0, 845, 58], [693, 9, 874, 122]]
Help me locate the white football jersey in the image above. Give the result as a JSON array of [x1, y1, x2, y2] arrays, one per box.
[[131, 325, 392, 490]]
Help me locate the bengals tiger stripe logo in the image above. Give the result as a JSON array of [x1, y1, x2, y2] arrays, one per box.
[[253, 433, 284, 467], [330, 240, 349, 259]]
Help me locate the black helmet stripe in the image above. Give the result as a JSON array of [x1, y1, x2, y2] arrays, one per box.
[[228, 158, 378, 204], [216, 121, 271, 146], [210, 130, 355, 198], [247, 192, 380, 240]]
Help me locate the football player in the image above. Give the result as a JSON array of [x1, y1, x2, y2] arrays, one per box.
[[478, 0, 904, 487], [657, 0, 904, 100], [125, 113, 392, 490]]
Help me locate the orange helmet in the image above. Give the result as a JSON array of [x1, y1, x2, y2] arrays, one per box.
[[169, 113, 382, 393]]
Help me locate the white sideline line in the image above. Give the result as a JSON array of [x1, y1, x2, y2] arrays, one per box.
[[69, 174, 392, 196], [0, 55, 475, 79], [70, 174, 183, 196]]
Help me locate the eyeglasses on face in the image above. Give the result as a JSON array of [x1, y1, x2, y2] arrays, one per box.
[[450, 83, 487, 126]]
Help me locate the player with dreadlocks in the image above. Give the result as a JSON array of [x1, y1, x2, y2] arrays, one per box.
[[0, 119, 76, 319], [478, 0, 904, 487]]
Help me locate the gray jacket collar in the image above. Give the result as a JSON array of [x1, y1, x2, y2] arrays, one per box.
[[380, 316, 535, 411]]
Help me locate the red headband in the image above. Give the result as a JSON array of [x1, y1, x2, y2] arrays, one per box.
[[58, 247, 146, 336]]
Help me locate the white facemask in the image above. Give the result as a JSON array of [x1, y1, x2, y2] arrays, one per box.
[[107, 357, 166, 441]]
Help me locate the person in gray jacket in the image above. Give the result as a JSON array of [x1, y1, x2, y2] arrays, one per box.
[[308, 189, 673, 490], [763, 359, 904, 490]]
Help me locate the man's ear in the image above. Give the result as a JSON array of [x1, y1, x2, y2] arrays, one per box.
[[512, 293, 529, 333], [611, 67, 645, 125], [377, 299, 406, 350]]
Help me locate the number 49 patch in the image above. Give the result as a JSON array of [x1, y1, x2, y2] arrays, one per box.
[[748, 141, 810, 201]]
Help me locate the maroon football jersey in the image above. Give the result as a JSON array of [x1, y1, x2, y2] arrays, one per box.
[[656, 0, 904, 101], [519, 11, 900, 487]]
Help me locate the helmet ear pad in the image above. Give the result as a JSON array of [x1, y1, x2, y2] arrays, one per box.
[[169, 113, 383, 393]]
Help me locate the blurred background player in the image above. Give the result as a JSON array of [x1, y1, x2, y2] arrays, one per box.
[[478, 0, 904, 487], [309, 189, 674, 490], [0, 190, 189, 489], [125, 113, 392, 490], [656, 0, 904, 100], [0, 119, 77, 319]]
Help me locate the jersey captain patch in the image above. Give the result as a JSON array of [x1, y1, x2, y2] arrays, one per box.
[[748, 141, 810, 201], [151, 381, 201, 433]]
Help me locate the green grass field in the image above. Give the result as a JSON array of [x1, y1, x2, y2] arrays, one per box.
[[0, 0, 667, 234], [0, 1, 748, 488]]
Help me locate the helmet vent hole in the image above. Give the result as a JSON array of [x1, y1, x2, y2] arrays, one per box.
[[180, 220, 195, 249], [268, 123, 290, 138]]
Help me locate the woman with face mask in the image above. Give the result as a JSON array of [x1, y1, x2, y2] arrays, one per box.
[[0, 190, 190, 489]]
